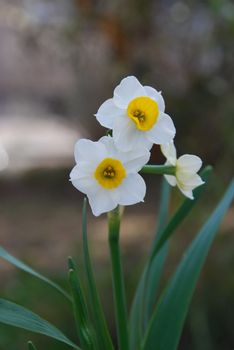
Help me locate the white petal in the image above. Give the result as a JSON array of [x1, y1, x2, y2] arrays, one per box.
[[70, 163, 100, 194], [113, 117, 139, 150], [146, 113, 176, 145], [88, 189, 117, 216], [99, 135, 119, 158], [179, 187, 194, 200], [120, 148, 150, 173], [0, 145, 9, 171], [71, 178, 98, 195], [160, 142, 177, 165], [95, 98, 125, 129], [70, 162, 91, 179], [113, 76, 146, 108], [144, 86, 165, 112], [99, 135, 150, 172], [117, 174, 146, 205], [74, 138, 107, 164], [177, 173, 204, 191], [177, 155, 202, 175], [113, 117, 152, 152], [164, 174, 177, 186]]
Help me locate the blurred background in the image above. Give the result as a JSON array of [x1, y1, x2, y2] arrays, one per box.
[[0, 0, 234, 349]]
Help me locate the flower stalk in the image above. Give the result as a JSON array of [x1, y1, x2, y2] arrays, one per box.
[[108, 206, 129, 350], [140, 164, 176, 175]]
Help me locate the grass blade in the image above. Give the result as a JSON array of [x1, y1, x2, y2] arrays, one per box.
[[82, 198, 114, 350], [149, 166, 212, 261], [129, 166, 212, 350], [129, 179, 170, 350], [0, 298, 80, 349], [0, 247, 71, 302], [129, 269, 147, 350], [143, 179, 171, 325], [143, 179, 234, 350], [68, 257, 97, 350], [28, 341, 37, 350], [143, 167, 212, 325]]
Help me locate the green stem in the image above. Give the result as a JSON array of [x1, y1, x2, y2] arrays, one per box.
[[108, 207, 129, 350], [140, 165, 175, 175], [82, 198, 114, 350]]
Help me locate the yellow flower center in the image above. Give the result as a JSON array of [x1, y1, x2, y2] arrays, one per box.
[[127, 96, 159, 131], [94, 158, 126, 189]]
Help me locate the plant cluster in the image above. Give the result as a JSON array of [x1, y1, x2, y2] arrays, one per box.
[[0, 76, 233, 350]]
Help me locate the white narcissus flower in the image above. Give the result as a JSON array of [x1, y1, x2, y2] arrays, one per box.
[[161, 142, 204, 199], [95, 76, 176, 152], [70, 136, 150, 216], [0, 144, 9, 171]]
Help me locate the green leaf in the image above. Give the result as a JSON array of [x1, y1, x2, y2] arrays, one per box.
[[143, 179, 171, 326], [130, 167, 212, 350], [82, 198, 114, 350], [143, 167, 212, 325], [28, 341, 37, 350], [129, 179, 170, 350], [0, 298, 80, 349], [129, 270, 147, 350], [149, 166, 213, 261], [151, 179, 172, 250], [68, 257, 97, 350], [0, 247, 71, 302], [143, 179, 234, 350]]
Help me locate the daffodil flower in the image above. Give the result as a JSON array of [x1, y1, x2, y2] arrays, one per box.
[[0, 144, 9, 171], [161, 142, 204, 199], [70, 136, 150, 216], [95, 76, 176, 151]]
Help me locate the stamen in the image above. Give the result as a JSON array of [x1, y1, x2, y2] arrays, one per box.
[[103, 165, 116, 178], [127, 96, 159, 131], [95, 158, 126, 189], [133, 109, 145, 123]]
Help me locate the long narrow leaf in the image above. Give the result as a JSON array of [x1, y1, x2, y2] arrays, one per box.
[[129, 269, 147, 350], [129, 179, 170, 350], [143, 167, 212, 325], [0, 247, 71, 302], [28, 341, 37, 350], [0, 298, 80, 349], [130, 167, 212, 350], [143, 180, 234, 350], [82, 198, 114, 350], [68, 257, 97, 350], [143, 179, 171, 326], [142, 242, 168, 329], [151, 179, 172, 250], [149, 166, 212, 261]]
